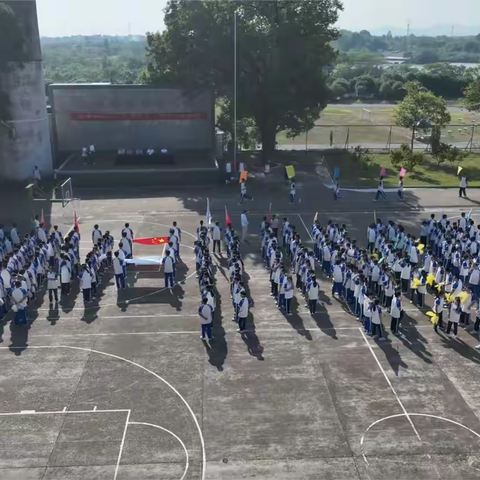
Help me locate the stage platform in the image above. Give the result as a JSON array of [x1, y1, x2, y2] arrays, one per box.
[[54, 151, 222, 187]]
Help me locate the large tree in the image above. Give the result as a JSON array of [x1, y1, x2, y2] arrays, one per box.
[[464, 79, 480, 113], [142, 0, 343, 162], [394, 81, 451, 151]]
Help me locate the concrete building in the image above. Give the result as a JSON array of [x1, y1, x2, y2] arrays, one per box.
[[49, 84, 214, 156], [0, 0, 53, 182]]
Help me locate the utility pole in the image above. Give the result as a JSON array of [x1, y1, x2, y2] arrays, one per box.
[[233, 6, 237, 172]]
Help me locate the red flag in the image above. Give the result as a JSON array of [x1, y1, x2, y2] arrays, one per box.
[[225, 206, 231, 226], [40, 209, 45, 226], [74, 211, 80, 233], [133, 237, 168, 245]]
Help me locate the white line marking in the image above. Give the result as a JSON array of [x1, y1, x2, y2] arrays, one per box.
[[359, 328, 439, 477], [129, 421, 189, 480], [114, 409, 131, 480], [0, 346, 206, 480], [359, 328, 422, 438], [62, 406, 67, 412], [93, 406, 97, 411], [297, 213, 313, 241], [0, 409, 129, 416], [360, 413, 480, 466]]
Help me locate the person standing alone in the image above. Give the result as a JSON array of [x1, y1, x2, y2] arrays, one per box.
[[198, 297, 214, 340], [241, 210, 249, 242], [459, 175, 468, 198]]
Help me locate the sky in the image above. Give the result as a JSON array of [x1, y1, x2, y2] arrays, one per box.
[[36, 0, 480, 37]]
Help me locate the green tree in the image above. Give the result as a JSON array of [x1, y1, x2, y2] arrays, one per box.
[[394, 82, 451, 151], [142, 0, 342, 162], [390, 144, 424, 173], [464, 79, 480, 112]]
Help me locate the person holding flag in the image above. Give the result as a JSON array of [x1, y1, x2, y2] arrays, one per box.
[[211, 221, 222, 254]]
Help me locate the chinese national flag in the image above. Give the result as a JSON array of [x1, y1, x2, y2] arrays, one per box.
[[133, 237, 168, 245], [225, 206, 231, 226]]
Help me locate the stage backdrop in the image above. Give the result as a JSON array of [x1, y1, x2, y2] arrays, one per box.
[[49, 84, 214, 153]]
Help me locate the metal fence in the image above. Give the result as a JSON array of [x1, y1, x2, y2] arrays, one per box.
[[275, 124, 480, 152]]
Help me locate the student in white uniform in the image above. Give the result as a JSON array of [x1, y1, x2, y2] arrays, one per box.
[[11, 281, 28, 325], [79, 265, 92, 303], [369, 299, 385, 340], [447, 297, 461, 337], [82, 146, 88, 163], [88, 143, 96, 164], [162, 250, 175, 288], [113, 251, 125, 289], [92, 225, 102, 245], [172, 221, 182, 256], [33, 166, 41, 185], [238, 179, 253, 204], [237, 291, 249, 333], [307, 276, 319, 315], [211, 222, 222, 254], [198, 297, 214, 340], [10, 223, 20, 246], [47, 269, 59, 304], [60, 260, 71, 295], [459, 176, 468, 198], [373, 177, 387, 202], [241, 210, 249, 242], [390, 291, 403, 334], [290, 181, 296, 203], [121, 232, 132, 259]]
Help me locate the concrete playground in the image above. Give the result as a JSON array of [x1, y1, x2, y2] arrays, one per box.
[[2, 164, 480, 479]]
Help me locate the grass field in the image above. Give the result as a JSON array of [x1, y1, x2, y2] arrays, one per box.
[[277, 105, 480, 148], [324, 151, 480, 188]]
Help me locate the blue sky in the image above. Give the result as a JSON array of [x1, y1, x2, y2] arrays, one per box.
[[36, 0, 480, 37]]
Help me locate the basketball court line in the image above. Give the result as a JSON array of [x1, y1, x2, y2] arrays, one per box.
[[359, 328, 440, 477], [0, 345, 206, 480], [128, 421, 189, 480], [114, 410, 131, 480]]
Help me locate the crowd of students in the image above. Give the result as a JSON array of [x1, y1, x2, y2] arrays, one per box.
[[307, 212, 480, 345], [0, 218, 139, 325], [196, 220, 251, 340]]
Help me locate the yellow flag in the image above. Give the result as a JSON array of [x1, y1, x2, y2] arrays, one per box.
[[426, 312, 439, 325], [285, 165, 295, 179], [313, 212, 318, 223], [457, 166, 463, 176], [426, 274, 435, 286]]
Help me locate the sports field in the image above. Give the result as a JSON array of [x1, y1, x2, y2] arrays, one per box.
[[3, 165, 480, 479], [277, 105, 480, 149]]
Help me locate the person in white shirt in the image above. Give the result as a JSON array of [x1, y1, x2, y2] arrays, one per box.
[[459, 176, 468, 198], [162, 250, 175, 288], [47, 269, 59, 303], [121, 232, 133, 259], [37, 225, 47, 243], [241, 210, 249, 242], [308, 276, 319, 315], [122, 223, 134, 241], [211, 221, 222, 254], [369, 299, 385, 340], [238, 179, 253, 205], [11, 281, 28, 325], [79, 265, 92, 303], [290, 181, 296, 203], [239, 161, 245, 172], [113, 251, 125, 289], [82, 146, 88, 163], [447, 297, 461, 337], [92, 224, 103, 245], [469, 264, 480, 299], [373, 177, 387, 202], [88, 143, 96, 164], [332, 260, 344, 298], [33, 166, 41, 186], [390, 291, 403, 334], [225, 162, 232, 184], [237, 291, 249, 332], [400, 260, 412, 297], [10, 223, 20, 246], [147, 148, 155, 155], [60, 260, 71, 295], [198, 297, 214, 340]]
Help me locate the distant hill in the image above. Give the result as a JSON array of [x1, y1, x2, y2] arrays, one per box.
[[366, 25, 480, 37]]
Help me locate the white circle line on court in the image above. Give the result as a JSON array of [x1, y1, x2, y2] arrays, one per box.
[[360, 412, 480, 467], [128, 421, 189, 480], [0, 345, 206, 480]]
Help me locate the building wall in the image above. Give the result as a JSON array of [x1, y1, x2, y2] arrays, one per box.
[[0, 0, 53, 182], [50, 85, 214, 153]]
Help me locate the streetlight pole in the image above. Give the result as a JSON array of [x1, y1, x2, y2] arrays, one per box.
[[233, 6, 237, 172]]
